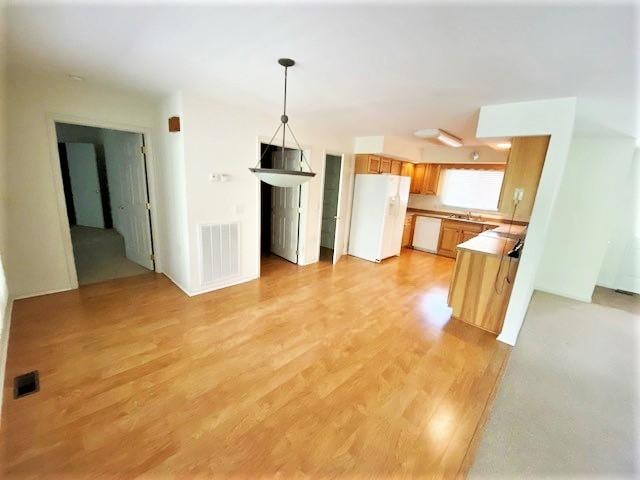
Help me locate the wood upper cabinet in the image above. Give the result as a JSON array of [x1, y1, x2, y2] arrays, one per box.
[[411, 164, 426, 193], [355, 155, 413, 176], [355, 154, 382, 174], [410, 163, 441, 195], [437, 220, 483, 258], [401, 162, 414, 178], [422, 164, 441, 195], [379, 158, 391, 173], [498, 136, 550, 221]]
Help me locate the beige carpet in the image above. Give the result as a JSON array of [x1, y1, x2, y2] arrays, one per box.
[[471, 288, 639, 478], [71, 226, 151, 285]]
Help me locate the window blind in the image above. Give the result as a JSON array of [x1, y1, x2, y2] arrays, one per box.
[[440, 169, 504, 210]]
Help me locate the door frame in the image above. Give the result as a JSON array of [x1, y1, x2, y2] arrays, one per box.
[[46, 113, 161, 290], [317, 151, 346, 264], [255, 137, 312, 277]]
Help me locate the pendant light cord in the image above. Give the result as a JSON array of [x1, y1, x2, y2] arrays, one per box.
[[254, 62, 314, 173], [281, 65, 287, 166]]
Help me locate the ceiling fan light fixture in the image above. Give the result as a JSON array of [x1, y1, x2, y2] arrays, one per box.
[[413, 128, 440, 139], [414, 128, 463, 147], [436, 130, 463, 148]]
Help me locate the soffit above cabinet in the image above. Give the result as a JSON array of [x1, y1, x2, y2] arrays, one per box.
[[354, 135, 422, 163]]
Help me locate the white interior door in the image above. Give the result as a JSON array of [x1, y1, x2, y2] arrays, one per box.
[[117, 133, 154, 270], [332, 155, 349, 264], [270, 149, 300, 263], [66, 143, 104, 228]]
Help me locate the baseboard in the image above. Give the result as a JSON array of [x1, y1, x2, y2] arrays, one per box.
[[534, 287, 593, 304], [162, 271, 257, 297], [189, 275, 258, 297], [299, 256, 319, 266], [12, 286, 74, 301], [0, 297, 14, 426], [161, 271, 192, 297]]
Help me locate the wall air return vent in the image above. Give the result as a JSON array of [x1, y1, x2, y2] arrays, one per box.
[[200, 222, 240, 287]]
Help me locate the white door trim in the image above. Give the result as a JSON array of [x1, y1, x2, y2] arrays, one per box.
[[255, 137, 312, 277], [46, 113, 162, 291], [317, 151, 346, 264]]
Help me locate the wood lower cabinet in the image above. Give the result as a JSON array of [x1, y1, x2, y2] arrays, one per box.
[[448, 249, 518, 334], [402, 214, 415, 247], [437, 220, 483, 258]]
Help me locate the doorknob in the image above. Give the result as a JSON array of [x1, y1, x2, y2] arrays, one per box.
[[119, 206, 125, 210]]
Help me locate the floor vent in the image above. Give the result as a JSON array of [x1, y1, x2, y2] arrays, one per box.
[[200, 222, 240, 287], [14, 371, 39, 399]]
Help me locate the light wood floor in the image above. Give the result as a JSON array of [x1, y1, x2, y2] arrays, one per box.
[[1, 250, 509, 478]]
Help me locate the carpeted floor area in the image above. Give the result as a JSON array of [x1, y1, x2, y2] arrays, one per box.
[[70, 225, 151, 285], [471, 288, 639, 478]]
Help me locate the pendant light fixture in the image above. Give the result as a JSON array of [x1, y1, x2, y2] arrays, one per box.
[[250, 58, 316, 187]]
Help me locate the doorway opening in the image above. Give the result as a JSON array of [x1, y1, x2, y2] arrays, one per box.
[[259, 142, 304, 265], [319, 154, 343, 264], [55, 122, 155, 285]]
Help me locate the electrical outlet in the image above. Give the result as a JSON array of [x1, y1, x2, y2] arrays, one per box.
[[513, 188, 524, 202]]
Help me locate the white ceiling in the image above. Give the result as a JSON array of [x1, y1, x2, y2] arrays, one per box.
[[6, 2, 638, 142]]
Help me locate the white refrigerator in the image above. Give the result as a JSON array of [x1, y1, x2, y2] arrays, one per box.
[[348, 174, 411, 263]]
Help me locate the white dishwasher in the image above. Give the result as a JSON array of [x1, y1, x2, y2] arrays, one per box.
[[412, 216, 442, 253]]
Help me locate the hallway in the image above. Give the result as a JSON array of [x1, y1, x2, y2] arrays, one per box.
[[71, 226, 151, 285]]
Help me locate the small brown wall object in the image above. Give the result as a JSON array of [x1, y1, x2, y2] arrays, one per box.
[[168, 116, 181, 132]]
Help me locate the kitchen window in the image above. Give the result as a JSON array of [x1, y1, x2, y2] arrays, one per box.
[[440, 168, 505, 210]]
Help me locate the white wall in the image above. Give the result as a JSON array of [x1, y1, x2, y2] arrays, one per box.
[[6, 67, 159, 298], [0, 6, 10, 421], [381, 136, 422, 162], [421, 143, 508, 164], [0, 7, 8, 260], [536, 138, 637, 301], [353, 135, 421, 162], [354, 136, 384, 155], [179, 92, 353, 294], [597, 148, 640, 293], [0, 253, 10, 423], [476, 97, 577, 346], [154, 92, 190, 292]]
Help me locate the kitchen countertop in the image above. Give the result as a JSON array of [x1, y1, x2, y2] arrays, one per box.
[[406, 208, 526, 228], [405, 208, 526, 258], [481, 224, 527, 238], [456, 234, 518, 258]]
